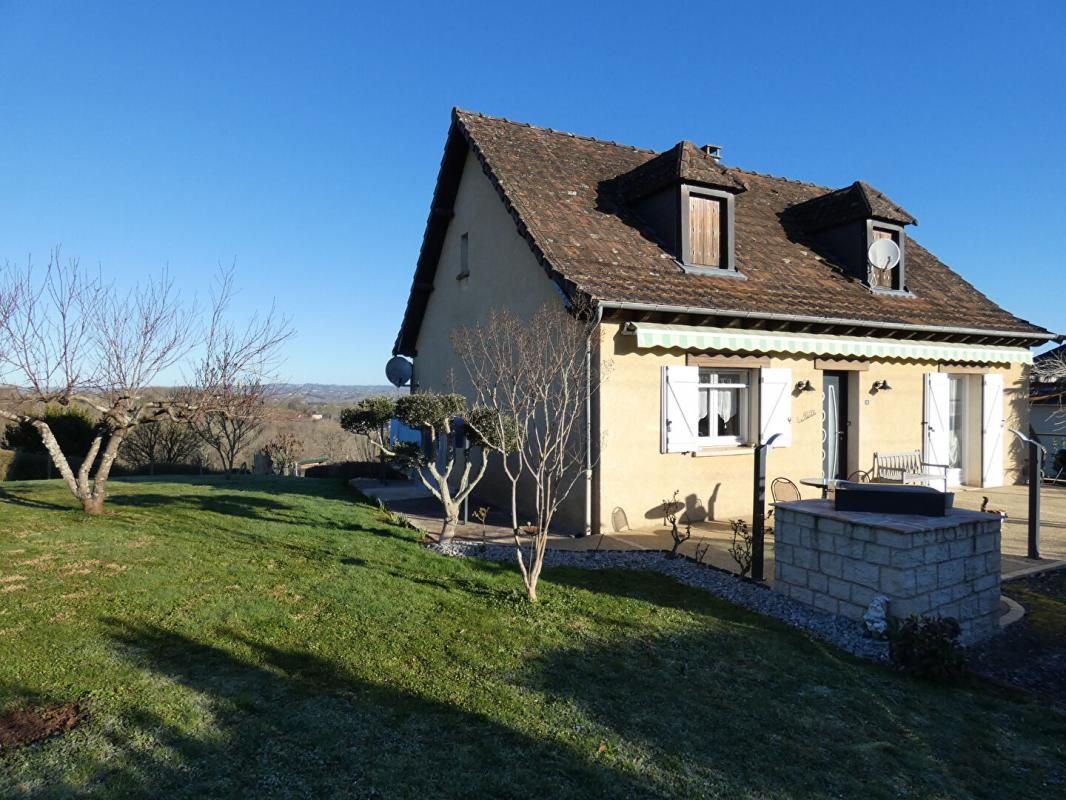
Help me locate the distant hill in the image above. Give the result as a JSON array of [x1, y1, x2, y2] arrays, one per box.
[[267, 384, 405, 406]]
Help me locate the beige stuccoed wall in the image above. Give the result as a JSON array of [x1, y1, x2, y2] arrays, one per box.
[[596, 321, 1030, 531], [413, 149, 566, 384], [411, 148, 587, 529]]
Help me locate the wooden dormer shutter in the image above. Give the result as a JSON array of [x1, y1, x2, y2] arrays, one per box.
[[688, 195, 721, 267]]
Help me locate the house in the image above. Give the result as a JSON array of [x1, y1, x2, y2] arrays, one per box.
[[393, 109, 1058, 534], [1031, 344, 1066, 475]]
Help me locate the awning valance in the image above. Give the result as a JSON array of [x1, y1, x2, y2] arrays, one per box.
[[624, 323, 1032, 365]]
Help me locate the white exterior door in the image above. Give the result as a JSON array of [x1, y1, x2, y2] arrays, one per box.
[[924, 373, 950, 469], [982, 373, 1005, 488]]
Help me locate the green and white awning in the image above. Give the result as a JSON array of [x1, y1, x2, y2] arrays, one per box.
[[626, 323, 1033, 365]]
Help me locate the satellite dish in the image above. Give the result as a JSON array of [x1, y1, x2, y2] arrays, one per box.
[[868, 238, 901, 270], [385, 356, 413, 387]]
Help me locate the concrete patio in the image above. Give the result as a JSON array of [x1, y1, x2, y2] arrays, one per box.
[[352, 479, 1066, 583]]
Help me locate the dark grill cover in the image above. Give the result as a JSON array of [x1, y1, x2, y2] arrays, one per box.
[[834, 482, 955, 517]]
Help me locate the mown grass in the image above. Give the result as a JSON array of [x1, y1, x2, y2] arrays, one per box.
[[0, 476, 1063, 799]]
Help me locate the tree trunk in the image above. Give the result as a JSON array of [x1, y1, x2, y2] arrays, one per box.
[[439, 513, 458, 544], [78, 431, 125, 515], [31, 421, 82, 499], [81, 494, 106, 515]]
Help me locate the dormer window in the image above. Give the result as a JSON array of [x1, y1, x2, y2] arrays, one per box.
[[680, 186, 736, 273], [867, 222, 906, 292], [606, 139, 745, 277], [788, 181, 916, 294]]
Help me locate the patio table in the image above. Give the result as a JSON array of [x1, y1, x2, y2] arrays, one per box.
[[799, 477, 841, 499]]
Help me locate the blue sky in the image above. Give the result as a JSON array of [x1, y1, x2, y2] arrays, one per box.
[[1, 1, 1062, 384]]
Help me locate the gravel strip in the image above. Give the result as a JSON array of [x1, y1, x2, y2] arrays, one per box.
[[431, 540, 889, 662]]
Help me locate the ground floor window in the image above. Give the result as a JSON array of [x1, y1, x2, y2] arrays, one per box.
[[697, 368, 750, 445]]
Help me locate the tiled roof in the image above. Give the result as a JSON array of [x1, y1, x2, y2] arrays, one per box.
[[394, 110, 1052, 355], [788, 180, 917, 231], [610, 140, 747, 201]]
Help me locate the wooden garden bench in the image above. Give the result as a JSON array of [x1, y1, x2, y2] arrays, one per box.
[[873, 450, 949, 492]]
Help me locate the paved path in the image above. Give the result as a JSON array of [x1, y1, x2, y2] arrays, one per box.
[[351, 479, 1066, 582]]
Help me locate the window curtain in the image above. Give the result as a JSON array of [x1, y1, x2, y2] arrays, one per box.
[[716, 388, 736, 427], [698, 388, 710, 436]]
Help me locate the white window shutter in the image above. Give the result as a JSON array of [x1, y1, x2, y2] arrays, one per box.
[[982, 373, 1004, 487], [759, 368, 792, 448], [923, 373, 950, 466], [661, 366, 700, 453]]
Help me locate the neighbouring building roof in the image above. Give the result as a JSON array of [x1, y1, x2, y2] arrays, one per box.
[[394, 110, 1053, 355]]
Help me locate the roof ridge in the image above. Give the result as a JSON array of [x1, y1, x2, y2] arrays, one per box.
[[727, 166, 834, 192], [451, 109, 911, 201], [453, 107, 658, 154]]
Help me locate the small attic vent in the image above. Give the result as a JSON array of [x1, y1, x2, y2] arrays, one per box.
[[701, 144, 722, 162]]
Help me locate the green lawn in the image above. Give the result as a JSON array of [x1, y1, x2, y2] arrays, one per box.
[[0, 477, 1063, 799]]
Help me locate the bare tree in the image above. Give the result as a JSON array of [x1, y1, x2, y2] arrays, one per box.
[[120, 417, 204, 471], [190, 384, 267, 472], [454, 301, 602, 602], [1034, 349, 1066, 386], [263, 431, 303, 475], [0, 251, 292, 513]]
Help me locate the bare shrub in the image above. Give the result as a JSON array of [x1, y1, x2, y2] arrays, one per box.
[[453, 301, 603, 602], [729, 519, 754, 577], [663, 490, 691, 558], [120, 417, 204, 471], [263, 431, 304, 476]]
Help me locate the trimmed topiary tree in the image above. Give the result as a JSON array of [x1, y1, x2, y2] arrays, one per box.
[[392, 393, 486, 544], [339, 396, 397, 483]]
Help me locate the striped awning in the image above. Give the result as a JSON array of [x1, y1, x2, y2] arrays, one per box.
[[625, 323, 1033, 365]]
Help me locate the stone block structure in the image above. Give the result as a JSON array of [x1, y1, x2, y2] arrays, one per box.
[[773, 500, 1001, 643]]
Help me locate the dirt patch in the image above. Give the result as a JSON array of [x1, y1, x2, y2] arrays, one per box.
[[18, 554, 56, 569], [971, 566, 1066, 710], [0, 703, 86, 749], [61, 590, 96, 601], [0, 583, 26, 594], [58, 560, 102, 577], [0, 575, 26, 584]]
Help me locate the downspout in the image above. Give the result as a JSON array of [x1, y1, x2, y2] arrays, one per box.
[[585, 302, 603, 537]]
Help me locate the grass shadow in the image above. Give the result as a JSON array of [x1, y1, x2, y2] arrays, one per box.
[[520, 620, 1066, 799], [46, 618, 664, 799]]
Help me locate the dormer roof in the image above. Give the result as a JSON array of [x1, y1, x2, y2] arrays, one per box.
[[610, 140, 747, 202], [789, 180, 917, 232]]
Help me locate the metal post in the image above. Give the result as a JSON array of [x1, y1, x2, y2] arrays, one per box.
[[751, 443, 767, 582], [1028, 437, 1041, 560], [1008, 428, 1045, 561], [750, 433, 781, 583]]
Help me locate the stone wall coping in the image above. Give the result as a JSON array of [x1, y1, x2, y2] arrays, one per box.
[[774, 499, 999, 534]]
